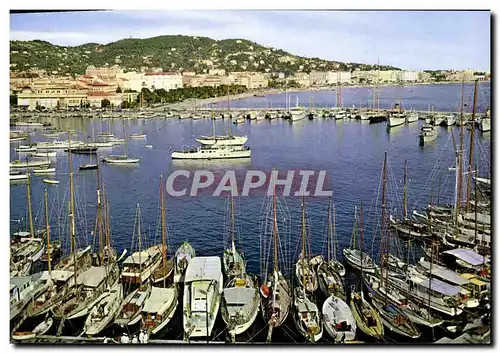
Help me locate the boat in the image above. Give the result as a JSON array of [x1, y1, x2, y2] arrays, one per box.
[[419, 124, 438, 146], [289, 108, 307, 122], [15, 121, 43, 127], [369, 293, 420, 338], [36, 140, 84, 150], [10, 131, 27, 142], [129, 133, 147, 139], [295, 198, 318, 293], [342, 207, 376, 274], [10, 171, 28, 181], [80, 164, 98, 170], [260, 181, 291, 341], [10, 273, 45, 321], [15, 145, 37, 153], [479, 117, 490, 132], [440, 114, 456, 127], [174, 241, 195, 283], [223, 197, 246, 278], [319, 198, 346, 281], [292, 285, 323, 343], [183, 256, 223, 339], [31, 151, 57, 158], [221, 274, 259, 336], [115, 283, 151, 326], [88, 141, 114, 148], [11, 331, 36, 341], [43, 179, 59, 185], [84, 283, 123, 336], [10, 159, 51, 169], [322, 295, 357, 342], [387, 100, 406, 128], [102, 121, 139, 164], [151, 175, 175, 285], [66, 145, 98, 154], [406, 110, 419, 123], [140, 285, 178, 335], [172, 144, 251, 160], [33, 168, 56, 174], [145, 145, 153, 149]]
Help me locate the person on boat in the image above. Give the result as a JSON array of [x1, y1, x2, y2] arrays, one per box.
[[132, 335, 138, 344], [120, 334, 129, 343]]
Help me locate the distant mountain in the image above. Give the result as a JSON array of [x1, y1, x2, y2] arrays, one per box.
[[10, 35, 400, 76]]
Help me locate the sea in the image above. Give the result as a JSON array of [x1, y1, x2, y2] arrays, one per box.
[[10, 82, 491, 343]]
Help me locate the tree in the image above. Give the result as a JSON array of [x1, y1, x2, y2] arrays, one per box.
[[116, 86, 122, 93], [101, 99, 111, 108]]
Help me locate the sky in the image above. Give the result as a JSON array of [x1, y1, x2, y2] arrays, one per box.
[[9, 10, 491, 71]]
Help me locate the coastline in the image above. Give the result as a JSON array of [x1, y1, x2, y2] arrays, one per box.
[[161, 81, 485, 111]]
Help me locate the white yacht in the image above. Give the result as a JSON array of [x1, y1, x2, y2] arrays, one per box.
[[419, 124, 438, 146], [289, 108, 307, 122], [183, 256, 223, 339], [140, 286, 178, 335], [406, 111, 419, 123], [36, 140, 84, 150], [196, 135, 248, 146], [387, 111, 407, 127], [121, 246, 163, 284], [171, 145, 251, 160], [102, 155, 140, 164]]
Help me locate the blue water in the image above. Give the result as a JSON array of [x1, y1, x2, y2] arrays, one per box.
[[204, 82, 491, 113], [10, 84, 491, 280]]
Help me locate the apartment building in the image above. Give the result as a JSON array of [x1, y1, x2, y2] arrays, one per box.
[[17, 85, 88, 110]]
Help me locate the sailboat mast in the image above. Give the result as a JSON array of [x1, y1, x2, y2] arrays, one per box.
[[333, 204, 338, 261], [301, 197, 307, 287], [327, 198, 332, 262], [380, 152, 388, 267], [359, 202, 364, 292], [26, 171, 35, 237], [230, 196, 236, 252], [160, 175, 167, 288], [272, 181, 278, 274], [466, 80, 478, 212], [137, 204, 142, 274], [96, 170, 104, 262], [455, 79, 465, 220], [68, 131, 78, 281], [123, 120, 129, 157], [403, 160, 408, 219], [211, 109, 216, 139], [44, 188, 52, 274]]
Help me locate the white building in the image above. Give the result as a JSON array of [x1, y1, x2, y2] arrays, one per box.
[[326, 71, 352, 84], [402, 71, 419, 82], [144, 72, 183, 91]]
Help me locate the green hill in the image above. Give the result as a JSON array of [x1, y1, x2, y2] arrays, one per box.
[[10, 35, 400, 76]]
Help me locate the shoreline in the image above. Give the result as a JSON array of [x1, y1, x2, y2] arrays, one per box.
[[161, 81, 487, 111]]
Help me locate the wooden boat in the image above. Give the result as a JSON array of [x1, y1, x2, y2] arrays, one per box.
[[369, 294, 421, 338], [221, 274, 259, 336], [84, 283, 123, 336], [223, 197, 246, 278], [343, 206, 376, 273], [322, 295, 357, 342], [292, 286, 323, 342], [174, 241, 195, 283], [317, 257, 346, 300], [141, 286, 178, 335], [115, 283, 151, 326], [43, 179, 59, 185], [350, 290, 384, 340], [33, 168, 56, 174]]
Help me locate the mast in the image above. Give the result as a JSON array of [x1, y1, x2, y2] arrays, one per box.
[[455, 78, 465, 220], [68, 131, 78, 282], [44, 188, 52, 274], [123, 120, 129, 157], [230, 196, 236, 254], [137, 204, 142, 274], [26, 168, 35, 237], [211, 109, 216, 139], [403, 160, 408, 219], [160, 175, 168, 288], [333, 203, 338, 261], [272, 177, 278, 274], [466, 80, 478, 212], [301, 196, 307, 288], [96, 165, 104, 263], [380, 152, 388, 267], [327, 198, 332, 262], [359, 201, 365, 292]]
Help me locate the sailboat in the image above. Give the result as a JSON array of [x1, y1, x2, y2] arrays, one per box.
[[349, 202, 384, 340], [151, 175, 175, 284], [174, 241, 196, 283], [121, 204, 162, 285], [196, 111, 248, 146], [84, 282, 123, 336], [343, 207, 376, 274], [223, 196, 246, 278], [316, 199, 346, 299], [291, 199, 323, 342], [259, 181, 291, 340], [102, 120, 139, 164], [294, 198, 318, 293]]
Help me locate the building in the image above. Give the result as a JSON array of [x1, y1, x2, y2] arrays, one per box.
[[402, 71, 419, 82], [143, 72, 183, 91], [16, 85, 87, 110], [309, 71, 328, 86], [85, 65, 123, 78], [292, 73, 310, 88], [326, 71, 352, 85], [418, 71, 432, 82], [352, 70, 377, 83], [86, 91, 122, 108], [377, 70, 400, 83], [208, 68, 226, 76]]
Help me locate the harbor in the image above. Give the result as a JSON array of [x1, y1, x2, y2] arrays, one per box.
[[9, 81, 491, 345]]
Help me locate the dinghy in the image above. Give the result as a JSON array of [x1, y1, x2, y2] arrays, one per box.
[[43, 179, 59, 185], [323, 295, 357, 342]]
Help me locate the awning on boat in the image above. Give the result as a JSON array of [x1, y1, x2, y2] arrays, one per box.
[[185, 256, 222, 283], [223, 287, 255, 305], [412, 277, 462, 296], [40, 270, 74, 282], [77, 266, 109, 287], [443, 249, 486, 266], [123, 247, 160, 265], [419, 260, 471, 286], [142, 287, 175, 313]]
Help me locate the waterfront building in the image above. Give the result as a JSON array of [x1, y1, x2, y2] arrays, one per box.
[[309, 71, 328, 86], [402, 71, 419, 82], [326, 71, 352, 85], [292, 73, 310, 88], [16, 85, 88, 110]]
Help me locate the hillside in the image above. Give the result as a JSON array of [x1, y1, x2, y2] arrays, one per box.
[[10, 35, 400, 76]]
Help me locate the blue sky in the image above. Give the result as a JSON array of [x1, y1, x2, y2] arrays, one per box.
[[10, 10, 491, 71]]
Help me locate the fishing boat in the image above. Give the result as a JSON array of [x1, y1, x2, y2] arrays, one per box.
[[322, 295, 357, 342], [151, 175, 175, 284], [221, 274, 259, 336], [10, 159, 51, 169], [419, 124, 438, 146], [174, 241, 196, 283], [223, 197, 246, 278], [260, 182, 291, 341], [295, 198, 318, 294], [84, 283, 123, 336], [183, 256, 223, 339], [140, 285, 178, 335], [292, 285, 323, 343], [33, 168, 56, 174], [115, 283, 151, 326], [171, 145, 251, 160], [43, 179, 59, 185]]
